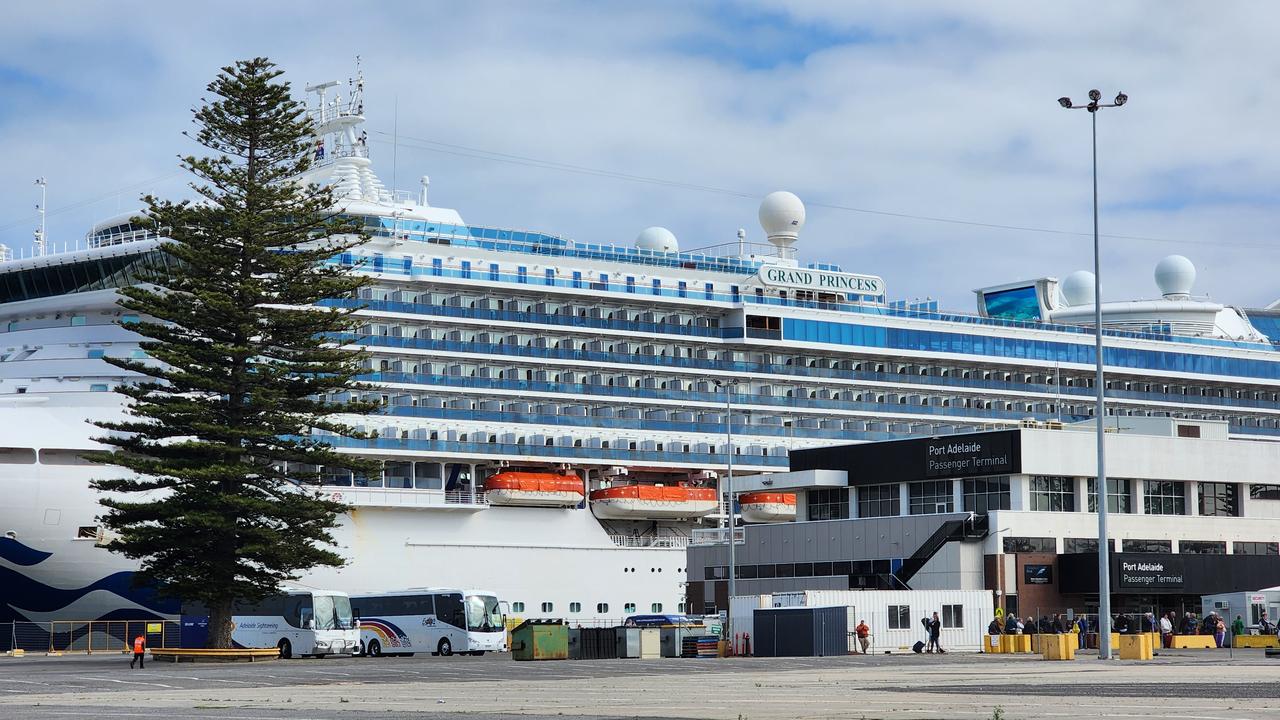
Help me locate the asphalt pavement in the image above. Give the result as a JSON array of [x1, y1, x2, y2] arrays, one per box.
[[1, 648, 1278, 719]]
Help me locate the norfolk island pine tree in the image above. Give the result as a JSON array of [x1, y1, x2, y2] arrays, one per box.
[[86, 58, 382, 649]]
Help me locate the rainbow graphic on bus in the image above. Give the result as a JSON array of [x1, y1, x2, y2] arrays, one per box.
[[360, 618, 412, 648]]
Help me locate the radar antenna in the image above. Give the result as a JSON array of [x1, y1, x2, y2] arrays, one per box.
[[33, 177, 47, 257]]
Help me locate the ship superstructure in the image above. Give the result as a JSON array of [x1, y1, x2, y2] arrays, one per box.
[[1, 70, 1279, 624]]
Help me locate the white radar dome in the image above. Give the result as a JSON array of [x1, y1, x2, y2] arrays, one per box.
[[758, 191, 806, 239], [635, 226, 678, 253], [1154, 254, 1196, 299], [1061, 270, 1096, 307]]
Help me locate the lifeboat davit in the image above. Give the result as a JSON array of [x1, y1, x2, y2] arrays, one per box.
[[739, 492, 797, 523], [589, 485, 717, 520], [484, 472, 584, 507]]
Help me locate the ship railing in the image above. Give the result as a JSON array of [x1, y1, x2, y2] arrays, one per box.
[[319, 486, 488, 508], [689, 527, 746, 546], [608, 535, 689, 549], [1, 620, 181, 654]]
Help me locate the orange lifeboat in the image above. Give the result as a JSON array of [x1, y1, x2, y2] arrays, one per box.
[[589, 484, 718, 520], [484, 472, 584, 507], [739, 491, 796, 523]]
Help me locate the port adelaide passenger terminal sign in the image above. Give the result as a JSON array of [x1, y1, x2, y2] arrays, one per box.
[[925, 436, 1015, 478], [1119, 558, 1185, 589]]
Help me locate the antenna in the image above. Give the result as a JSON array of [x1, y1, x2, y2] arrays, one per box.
[[736, 228, 746, 259], [33, 177, 47, 256], [392, 94, 399, 195]]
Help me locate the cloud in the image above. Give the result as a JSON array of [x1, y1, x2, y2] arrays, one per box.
[[0, 0, 1275, 309]]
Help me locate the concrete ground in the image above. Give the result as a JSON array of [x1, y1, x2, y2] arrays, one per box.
[[1, 648, 1277, 720]]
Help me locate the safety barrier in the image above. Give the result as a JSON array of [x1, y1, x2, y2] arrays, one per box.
[[1, 621, 180, 655]]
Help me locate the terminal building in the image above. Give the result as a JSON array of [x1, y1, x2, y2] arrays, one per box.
[[686, 418, 1280, 619]]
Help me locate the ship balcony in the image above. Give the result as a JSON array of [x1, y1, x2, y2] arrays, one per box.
[[608, 534, 689, 549], [320, 486, 489, 511]]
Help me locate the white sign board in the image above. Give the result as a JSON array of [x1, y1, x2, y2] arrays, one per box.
[[758, 265, 884, 296]]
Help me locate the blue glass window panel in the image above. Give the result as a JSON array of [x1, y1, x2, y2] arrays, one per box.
[[545, 268, 555, 285], [983, 286, 1041, 321], [432, 258, 442, 276]]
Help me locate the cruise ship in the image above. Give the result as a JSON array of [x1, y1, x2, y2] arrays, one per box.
[[2, 71, 1278, 625]]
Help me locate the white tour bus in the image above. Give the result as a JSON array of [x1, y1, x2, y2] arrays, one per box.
[[351, 588, 507, 657], [232, 588, 360, 658]]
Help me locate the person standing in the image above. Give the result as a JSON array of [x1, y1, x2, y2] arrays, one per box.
[[1076, 615, 1089, 649], [1232, 614, 1245, 645], [928, 612, 944, 654], [1159, 612, 1174, 649], [129, 634, 146, 669], [1214, 615, 1227, 649], [856, 619, 871, 655]]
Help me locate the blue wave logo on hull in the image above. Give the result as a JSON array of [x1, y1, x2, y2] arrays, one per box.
[[0, 538, 53, 566], [0, 565, 179, 623]]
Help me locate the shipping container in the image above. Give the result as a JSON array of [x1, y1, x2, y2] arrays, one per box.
[[753, 606, 847, 657]]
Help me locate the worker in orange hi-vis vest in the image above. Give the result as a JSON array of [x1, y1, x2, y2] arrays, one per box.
[[129, 634, 146, 669]]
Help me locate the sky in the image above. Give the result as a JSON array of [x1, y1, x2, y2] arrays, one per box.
[[0, 0, 1276, 310]]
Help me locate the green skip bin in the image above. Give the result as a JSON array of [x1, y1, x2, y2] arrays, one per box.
[[511, 620, 569, 661]]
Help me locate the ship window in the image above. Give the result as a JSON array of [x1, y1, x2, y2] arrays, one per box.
[[650, 603, 663, 613], [70, 315, 87, 327], [86, 349, 105, 359], [512, 602, 525, 613], [90, 384, 109, 392], [540, 602, 553, 613], [121, 314, 140, 325], [0, 447, 36, 464], [39, 449, 93, 465], [568, 602, 581, 613], [596, 603, 609, 613], [624, 603, 636, 614]]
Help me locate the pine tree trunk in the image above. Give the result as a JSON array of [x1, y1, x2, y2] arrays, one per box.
[[208, 597, 235, 649]]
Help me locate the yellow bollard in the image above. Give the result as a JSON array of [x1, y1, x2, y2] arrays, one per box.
[[1119, 633, 1153, 660]]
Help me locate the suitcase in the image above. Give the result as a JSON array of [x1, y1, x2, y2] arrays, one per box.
[[912, 641, 925, 654]]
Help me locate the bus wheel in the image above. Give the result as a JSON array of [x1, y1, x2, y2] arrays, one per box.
[[357, 641, 366, 657], [368, 640, 383, 657], [278, 639, 292, 660], [437, 638, 452, 657]]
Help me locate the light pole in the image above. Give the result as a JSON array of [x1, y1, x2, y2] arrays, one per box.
[[1058, 88, 1128, 660], [713, 379, 737, 646], [993, 527, 1012, 616]]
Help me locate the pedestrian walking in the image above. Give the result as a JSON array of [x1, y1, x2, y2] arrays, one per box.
[[927, 612, 944, 654], [856, 619, 871, 654], [129, 634, 146, 669]]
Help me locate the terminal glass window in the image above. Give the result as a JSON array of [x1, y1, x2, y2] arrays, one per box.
[[909, 481, 954, 515], [1087, 478, 1133, 514], [1144, 480, 1186, 515], [1003, 536, 1055, 553], [962, 476, 1010, 514], [1198, 482, 1239, 517], [1030, 476, 1075, 512], [888, 605, 911, 629], [808, 488, 850, 521], [1121, 539, 1172, 553], [858, 483, 900, 518], [1064, 538, 1114, 554], [1234, 542, 1279, 555], [1180, 540, 1226, 554], [1250, 484, 1280, 501], [942, 604, 964, 628]]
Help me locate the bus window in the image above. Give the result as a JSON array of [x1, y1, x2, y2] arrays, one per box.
[[466, 595, 503, 633], [435, 592, 465, 629]]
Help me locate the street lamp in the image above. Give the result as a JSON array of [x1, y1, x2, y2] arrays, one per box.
[[1058, 89, 1128, 660], [712, 379, 737, 646]]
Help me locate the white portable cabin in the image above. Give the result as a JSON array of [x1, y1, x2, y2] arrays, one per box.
[[1201, 587, 1280, 632], [731, 589, 993, 653]]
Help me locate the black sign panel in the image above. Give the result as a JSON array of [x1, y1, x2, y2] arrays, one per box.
[[789, 429, 1022, 486], [1118, 557, 1185, 589], [925, 435, 1016, 479], [1024, 564, 1052, 585]]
